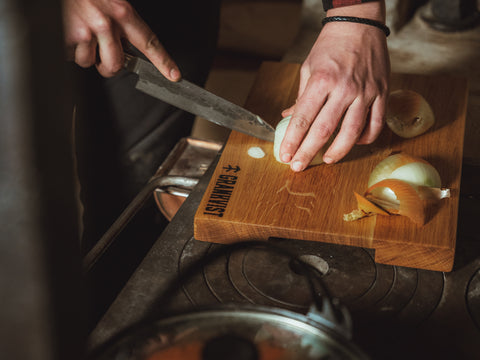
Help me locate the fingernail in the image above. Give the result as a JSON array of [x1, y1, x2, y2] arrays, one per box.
[[281, 153, 292, 163], [323, 156, 334, 164], [291, 161, 304, 172], [170, 68, 180, 81]]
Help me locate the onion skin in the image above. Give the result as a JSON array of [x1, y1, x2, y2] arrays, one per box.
[[354, 192, 390, 216], [386, 89, 435, 138], [366, 179, 427, 225], [343, 192, 391, 222]]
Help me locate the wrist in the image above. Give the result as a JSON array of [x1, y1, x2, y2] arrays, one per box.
[[326, 1, 385, 23]]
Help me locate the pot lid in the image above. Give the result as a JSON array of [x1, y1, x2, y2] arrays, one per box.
[[94, 304, 368, 360]]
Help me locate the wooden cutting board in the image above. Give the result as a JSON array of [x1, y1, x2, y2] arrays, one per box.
[[194, 61, 468, 272]]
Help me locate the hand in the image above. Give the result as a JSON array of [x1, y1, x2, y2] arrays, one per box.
[[62, 0, 180, 80], [280, 3, 390, 171]]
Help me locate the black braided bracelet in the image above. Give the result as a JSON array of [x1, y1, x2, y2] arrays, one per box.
[[322, 16, 390, 37]]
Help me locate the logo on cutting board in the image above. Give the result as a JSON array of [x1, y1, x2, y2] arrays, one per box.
[[203, 165, 240, 217]]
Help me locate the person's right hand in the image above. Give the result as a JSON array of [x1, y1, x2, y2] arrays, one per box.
[[62, 0, 180, 80]]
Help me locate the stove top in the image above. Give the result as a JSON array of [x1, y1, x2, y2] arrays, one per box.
[[89, 162, 480, 360]]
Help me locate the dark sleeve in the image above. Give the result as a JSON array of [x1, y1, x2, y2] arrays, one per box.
[[322, 0, 380, 11]]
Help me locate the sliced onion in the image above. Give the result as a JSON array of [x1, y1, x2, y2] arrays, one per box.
[[368, 153, 441, 188], [386, 89, 435, 138], [247, 146, 266, 159], [273, 115, 324, 166]]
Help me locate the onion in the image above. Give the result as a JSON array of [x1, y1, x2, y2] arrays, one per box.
[[368, 153, 441, 188], [386, 89, 435, 138], [247, 146, 266, 159], [273, 115, 324, 166], [344, 153, 449, 225]]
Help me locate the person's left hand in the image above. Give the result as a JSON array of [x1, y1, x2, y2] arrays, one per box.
[[280, 10, 390, 172]]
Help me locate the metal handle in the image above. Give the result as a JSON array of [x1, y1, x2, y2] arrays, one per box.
[[83, 176, 198, 272]]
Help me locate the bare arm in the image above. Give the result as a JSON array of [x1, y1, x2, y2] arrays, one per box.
[[62, 0, 180, 80], [280, 1, 390, 171]]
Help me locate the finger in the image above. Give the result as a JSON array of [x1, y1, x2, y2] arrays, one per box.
[[322, 98, 369, 164], [64, 15, 90, 62], [279, 80, 328, 163], [289, 98, 347, 171], [96, 27, 124, 77], [121, 10, 180, 81], [281, 104, 295, 118], [298, 65, 311, 98], [74, 39, 97, 68], [280, 64, 310, 118], [356, 95, 386, 144]]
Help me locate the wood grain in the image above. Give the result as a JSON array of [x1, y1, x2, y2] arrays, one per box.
[[194, 62, 468, 272]]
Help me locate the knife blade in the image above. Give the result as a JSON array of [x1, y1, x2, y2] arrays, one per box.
[[124, 54, 275, 142]]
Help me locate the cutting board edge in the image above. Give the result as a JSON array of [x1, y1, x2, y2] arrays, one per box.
[[373, 239, 455, 272], [194, 218, 455, 271], [193, 218, 374, 248]]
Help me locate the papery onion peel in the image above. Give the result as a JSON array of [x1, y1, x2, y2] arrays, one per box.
[[343, 192, 390, 222]]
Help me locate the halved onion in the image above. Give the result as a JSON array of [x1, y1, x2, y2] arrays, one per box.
[[273, 115, 324, 166], [345, 153, 449, 225], [386, 89, 435, 138], [368, 153, 441, 188]]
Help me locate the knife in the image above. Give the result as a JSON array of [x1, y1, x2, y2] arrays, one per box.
[[124, 54, 275, 142]]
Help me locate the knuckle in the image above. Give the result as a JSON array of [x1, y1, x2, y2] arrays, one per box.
[[145, 35, 161, 51], [92, 15, 112, 33], [111, 1, 133, 21], [310, 71, 333, 87], [343, 121, 363, 139], [376, 78, 389, 95], [74, 27, 93, 43], [292, 114, 311, 130], [314, 122, 333, 139], [340, 80, 360, 98], [281, 140, 297, 152]]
